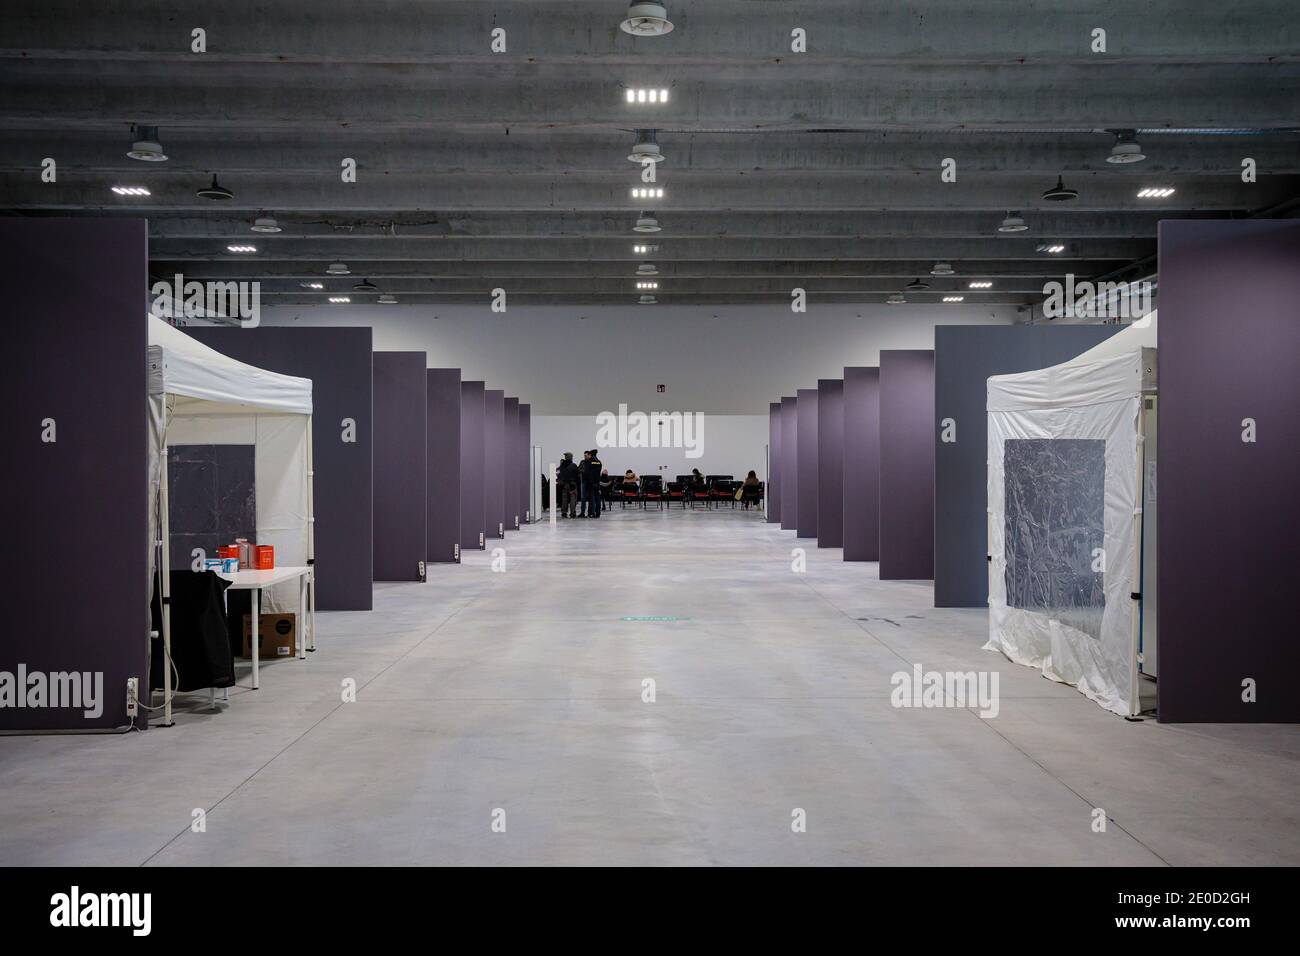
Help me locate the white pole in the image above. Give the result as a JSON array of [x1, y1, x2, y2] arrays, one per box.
[[306, 415, 317, 652], [159, 447, 174, 727], [549, 462, 557, 527]]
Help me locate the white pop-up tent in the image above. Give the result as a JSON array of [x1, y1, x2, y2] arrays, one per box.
[[146, 317, 315, 724], [985, 313, 1157, 716]]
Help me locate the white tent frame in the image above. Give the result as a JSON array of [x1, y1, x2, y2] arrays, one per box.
[[984, 313, 1157, 717], [147, 318, 316, 726]]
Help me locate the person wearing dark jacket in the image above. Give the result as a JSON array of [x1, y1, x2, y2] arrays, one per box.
[[556, 452, 580, 518], [584, 449, 604, 518]]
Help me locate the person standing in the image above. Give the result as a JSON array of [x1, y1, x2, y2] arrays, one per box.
[[557, 452, 580, 518], [585, 448, 604, 518]]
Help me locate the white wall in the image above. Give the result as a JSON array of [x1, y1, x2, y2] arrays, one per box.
[[260, 301, 1018, 414], [533, 414, 769, 483]]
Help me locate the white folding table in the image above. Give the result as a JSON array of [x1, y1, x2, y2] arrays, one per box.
[[215, 566, 315, 690]]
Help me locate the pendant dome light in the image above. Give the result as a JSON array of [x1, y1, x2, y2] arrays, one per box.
[[627, 129, 665, 164], [127, 125, 168, 162], [620, 2, 674, 36], [326, 262, 351, 275], [633, 212, 661, 233], [636, 263, 659, 275], [904, 278, 930, 292], [1041, 176, 1079, 201], [196, 174, 234, 201], [250, 214, 282, 233], [1106, 130, 1146, 164], [887, 293, 906, 305], [930, 262, 955, 277], [997, 212, 1029, 233], [353, 278, 378, 292]]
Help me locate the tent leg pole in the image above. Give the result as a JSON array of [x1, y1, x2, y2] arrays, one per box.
[[306, 414, 317, 652], [159, 450, 174, 728]]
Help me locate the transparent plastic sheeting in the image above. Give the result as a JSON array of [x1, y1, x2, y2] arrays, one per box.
[[146, 317, 313, 614], [985, 346, 1145, 716]]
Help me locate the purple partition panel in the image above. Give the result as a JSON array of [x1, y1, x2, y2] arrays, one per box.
[[843, 367, 881, 562], [796, 388, 819, 539], [879, 350, 935, 580], [483, 389, 505, 538], [426, 368, 461, 564], [933, 326, 1120, 607], [519, 403, 532, 522], [790, 390, 821, 538], [1158, 219, 1300, 722], [460, 381, 486, 550], [191, 326, 374, 610], [817, 379, 844, 548], [504, 397, 520, 530], [780, 397, 798, 531], [2, 219, 148, 731], [767, 402, 782, 523], [373, 352, 428, 580]]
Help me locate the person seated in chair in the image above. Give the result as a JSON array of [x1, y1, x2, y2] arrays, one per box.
[[624, 468, 639, 484]]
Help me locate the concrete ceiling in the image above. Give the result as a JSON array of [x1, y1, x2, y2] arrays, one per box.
[[1, 0, 1297, 307]]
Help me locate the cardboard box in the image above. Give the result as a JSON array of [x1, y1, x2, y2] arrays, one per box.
[[242, 613, 296, 658]]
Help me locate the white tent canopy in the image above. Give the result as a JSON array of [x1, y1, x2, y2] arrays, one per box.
[[146, 318, 315, 724], [984, 313, 1157, 716]]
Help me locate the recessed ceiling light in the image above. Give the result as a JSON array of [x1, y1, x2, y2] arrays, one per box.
[[250, 215, 282, 233], [943, 295, 965, 303], [620, 2, 674, 36], [1041, 176, 1079, 201], [636, 281, 659, 289], [1037, 243, 1066, 254], [352, 278, 378, 292], [904, 278, 930, 292], [226, 244, 257, 254], [633, 212, 661, 233], [968, 281, 993, 289], [998, 213, 1029, 233], [628, 129, 664, 164], [110, 185, 151, 196], [632, 243, 659, 254], [1107, 130, 1146, 164], [1137, 186, 1176, 198], [930, 262, 955, 276], [887, 293, 906, 305], [377, 293, 399, 304], [328, 297, 351, 304], [326, 262, 350, 275], [195, 175, 234, 201], [126, 125, 167, 162], [631, 187, 665, 199], [300, 282, 324, 290], [626, 87, 670, 104]]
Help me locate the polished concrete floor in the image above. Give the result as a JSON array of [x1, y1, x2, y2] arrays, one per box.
[[3, 507, 1298, 866]]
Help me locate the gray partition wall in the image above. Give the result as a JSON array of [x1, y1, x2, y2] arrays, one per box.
[[426, 368, 462, 564], [1158, 219, 1300, 723], [519, 403, 532, 523], [817, 379, 844, 548], [843, 367, 881, 562], [767, 402, 782, 523], [484, 388, 506, 538], [796, 388, 819, 539], [192, 326, 374, 610], [373, 352, 428, 580], [460, 381, 486, 550], [933, 326, 1120, 607], [879, 350, 935, 580], [504, 397, 520, 530], [780, 396, 798, 531], [3, 219, 149, 731]]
